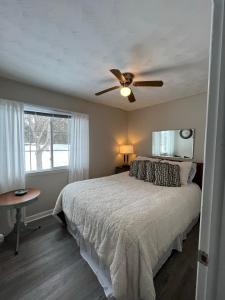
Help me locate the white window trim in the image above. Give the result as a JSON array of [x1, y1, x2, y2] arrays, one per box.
[[26, 166, 69, 177], [24, 104, 72, 117]]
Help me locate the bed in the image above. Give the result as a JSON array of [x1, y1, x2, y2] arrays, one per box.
[[53, 162, 202, 300]]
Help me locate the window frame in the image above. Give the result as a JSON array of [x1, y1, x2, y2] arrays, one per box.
[[24, 109, 71, 174]]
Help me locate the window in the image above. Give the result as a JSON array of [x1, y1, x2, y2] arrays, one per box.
[[24, 110, 70, 172]]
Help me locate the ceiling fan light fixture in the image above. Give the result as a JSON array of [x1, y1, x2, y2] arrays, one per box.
[[120, 86, 131, 97]]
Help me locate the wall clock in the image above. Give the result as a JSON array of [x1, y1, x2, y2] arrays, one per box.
[[179, 129, 193, 139]]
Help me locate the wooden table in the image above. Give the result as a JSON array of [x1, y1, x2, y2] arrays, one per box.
[[0, 188, 40, 255]]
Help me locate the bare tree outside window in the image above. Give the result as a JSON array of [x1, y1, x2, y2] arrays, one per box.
[[24, 112, 69, 172]]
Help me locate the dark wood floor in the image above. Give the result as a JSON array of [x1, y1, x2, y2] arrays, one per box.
[[0, 216, 199, 300]]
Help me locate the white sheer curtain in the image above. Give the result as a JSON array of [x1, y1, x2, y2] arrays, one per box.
[[68, 112, 89, 183], [0, 99, 25, 235]]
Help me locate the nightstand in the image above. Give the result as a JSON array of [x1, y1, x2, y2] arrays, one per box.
[[115, 165, 130, 174]]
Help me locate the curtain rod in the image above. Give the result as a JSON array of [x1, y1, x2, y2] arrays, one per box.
[[24, 110, 71, 119]]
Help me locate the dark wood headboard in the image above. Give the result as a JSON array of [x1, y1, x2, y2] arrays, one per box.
[[193, 162, 204, 189], [156, 158, 204, 189]]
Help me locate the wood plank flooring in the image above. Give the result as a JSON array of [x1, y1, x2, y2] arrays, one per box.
[[0, 216, 199, 300]]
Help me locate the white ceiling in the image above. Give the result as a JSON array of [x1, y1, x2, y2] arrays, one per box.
[[0, 0, 211, 111]]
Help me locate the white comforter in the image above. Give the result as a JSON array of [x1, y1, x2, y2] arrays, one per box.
[[53, 172, 201, 300]]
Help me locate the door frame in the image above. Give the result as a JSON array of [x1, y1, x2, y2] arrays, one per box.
[[196, 0, 225, 299]]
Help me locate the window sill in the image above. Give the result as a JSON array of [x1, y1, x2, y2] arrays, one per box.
[[26, 167, 69, 177]]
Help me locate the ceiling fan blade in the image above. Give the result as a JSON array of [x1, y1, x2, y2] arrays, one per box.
[[95, 86, 120, 96], [110, 69, 126, 83], [133, 80, 163, 87], [128, 90, 136, 103]]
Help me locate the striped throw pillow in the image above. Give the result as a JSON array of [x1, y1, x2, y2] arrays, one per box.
[[145, 161, 156, 183], [154, 162, 181, 187], [136, 160, 148, 180], [129, 160, 139, 177]]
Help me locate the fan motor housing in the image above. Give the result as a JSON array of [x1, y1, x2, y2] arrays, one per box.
[[121, 72, 134, 86]]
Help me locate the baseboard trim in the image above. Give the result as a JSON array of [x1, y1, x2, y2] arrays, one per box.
[[25, 209, 53, 223]]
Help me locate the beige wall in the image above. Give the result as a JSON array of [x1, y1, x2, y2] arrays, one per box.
[[0, 77, 207, 216], [0, 77, 128, 216], [128, 93, 207, 162]]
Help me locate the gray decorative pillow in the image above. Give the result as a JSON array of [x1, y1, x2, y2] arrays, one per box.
[[154, 162, 181, 187], [168, 164, 181, 187], [136, 160, 148, 180], [129, 160, 139, 177], [145, 161, 156, 182]]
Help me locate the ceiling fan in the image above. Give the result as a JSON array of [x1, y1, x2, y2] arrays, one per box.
[[95, 69, 163, 103]]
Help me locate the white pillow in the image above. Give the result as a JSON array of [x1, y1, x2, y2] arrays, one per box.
[[161, 160, 193, 185], [135, 156, 159, 162]]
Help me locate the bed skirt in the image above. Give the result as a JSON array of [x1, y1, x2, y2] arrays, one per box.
[[55, 213, 199, 300]]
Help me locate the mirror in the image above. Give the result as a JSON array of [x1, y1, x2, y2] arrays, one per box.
[[152, 129, 194, 159]]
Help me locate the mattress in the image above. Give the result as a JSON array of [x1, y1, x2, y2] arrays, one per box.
[[53, 172, 201, 300]]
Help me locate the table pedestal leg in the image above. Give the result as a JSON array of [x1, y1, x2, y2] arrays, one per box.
[[15, 207, 21, 255]]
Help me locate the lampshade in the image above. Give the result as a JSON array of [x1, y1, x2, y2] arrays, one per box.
[[119, 144, 134, 154]]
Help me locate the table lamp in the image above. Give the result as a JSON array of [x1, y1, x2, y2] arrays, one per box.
[[119, 144, 134, 166]]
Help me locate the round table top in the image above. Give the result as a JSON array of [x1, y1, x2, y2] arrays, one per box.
[[0, 188, 40, 208]]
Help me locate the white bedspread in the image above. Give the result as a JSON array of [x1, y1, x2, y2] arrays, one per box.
[[53, 172, 201, 300]]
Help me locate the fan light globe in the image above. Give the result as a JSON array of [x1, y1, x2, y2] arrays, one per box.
[[120, 87, 131, 97]]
